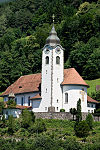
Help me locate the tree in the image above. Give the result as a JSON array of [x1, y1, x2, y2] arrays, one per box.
[[21, 109, 35, 129], [0, 102, 4, 115], [8, 115, 14, 135], [70, 108, 77, 120], [86, 113, 94, 130], [76, 98, 82, 122], [74, 120, 90, 138]]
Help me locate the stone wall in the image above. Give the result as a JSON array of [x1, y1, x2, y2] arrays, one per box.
[[34, 112, 89, 120], [34, 112, 100, 121]]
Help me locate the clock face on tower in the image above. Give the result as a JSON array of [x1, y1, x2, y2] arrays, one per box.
[[55, 47, 61, 54]]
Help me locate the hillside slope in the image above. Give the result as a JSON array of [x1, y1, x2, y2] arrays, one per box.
[[86, 79, 100, 94]]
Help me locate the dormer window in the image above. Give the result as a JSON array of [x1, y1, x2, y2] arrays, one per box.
[[56, 56, 60, 64], [45, 56, 49, 64]]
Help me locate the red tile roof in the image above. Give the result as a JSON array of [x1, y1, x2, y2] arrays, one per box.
[[4, 102, 32, 109], [1, 73, 41, 96], [30, 93, 41, 100], [87, 96, 99, 104], [1, 68, 88, 96], [62, 68, 88, 86]]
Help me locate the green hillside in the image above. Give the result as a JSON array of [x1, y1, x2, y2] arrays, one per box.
[[86, 78, 100, 95], [0, 0, 100, 92]]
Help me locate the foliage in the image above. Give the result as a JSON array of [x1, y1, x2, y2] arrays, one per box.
[[60, 108, 65, 112], [91, 90, 100, 101], [28, 118, 46, 134], [74, 120, 90, 138], [76, 98, 82, 122], [7, 115, 14, 135], [70, 108, 77, 120], [86, 113, 94, 130], [0, 102, 4, 115], [21, 109, 35, 129], [6, 99, 16, 108], [0, 0, 100, 91]]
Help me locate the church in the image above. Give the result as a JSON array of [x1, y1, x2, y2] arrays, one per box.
[[0, 23, 98, 118]]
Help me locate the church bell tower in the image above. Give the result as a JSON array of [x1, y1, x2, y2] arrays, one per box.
[[41, 16, 64, 112]]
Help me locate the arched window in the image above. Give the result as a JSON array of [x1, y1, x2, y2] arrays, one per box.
[[45, 56, 49, 64], [65, 93, 68, 103], [56, 56, 60, 64]]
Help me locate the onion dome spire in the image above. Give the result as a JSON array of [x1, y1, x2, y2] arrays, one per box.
[[46, 14, 60, 47]]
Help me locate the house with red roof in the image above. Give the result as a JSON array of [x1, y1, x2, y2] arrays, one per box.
[[0, 24, 98, 118]]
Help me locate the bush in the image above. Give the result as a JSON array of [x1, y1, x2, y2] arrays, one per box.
[[6, 99, 16, 108], [86, 113, 94, 130], [70, 108, 77, 120], [21, 109, 35, 129], [0, 127, 8, 136], [60, 109, 65, 112], [8, 115, 14, 135], [13, 118, 22, 132], [74, 120, 90, 138], [28, 119, 46, 134], [14, 128, 30, 137]]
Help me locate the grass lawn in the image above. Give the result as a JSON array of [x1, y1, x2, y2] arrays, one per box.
[[85, 78, 100, 95]]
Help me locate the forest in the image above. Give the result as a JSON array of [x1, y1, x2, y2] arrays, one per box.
[[0, 0, 100, 92]]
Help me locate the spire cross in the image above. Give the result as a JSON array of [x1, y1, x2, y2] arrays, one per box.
[[52, 14, 55, 23]]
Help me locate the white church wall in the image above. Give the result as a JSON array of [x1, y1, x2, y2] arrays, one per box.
[[62, 85, 88, 112], [52, 46, 64, 112], [41, 47, 52, 112]]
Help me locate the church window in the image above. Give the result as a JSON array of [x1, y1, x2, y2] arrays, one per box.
[[57, 99, 58, 103], [91, 110, 93, 113], [87, 103, 90, 107], [21, 97, 24, 106], [57, 107, 58, 110], [57, 78, 59, 82], [56, 56, 60, 64], [65, 93, 68, 103], [46, 88, 47, 93], [88, 110, 90, 113], [46, 70, 47, 74], [45, 107, 47, 111], [28, 96, 30, 106], [15, 98, 17, 104], [45, 56, 49, 64]]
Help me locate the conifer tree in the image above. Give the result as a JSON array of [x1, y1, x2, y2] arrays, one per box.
[[76, 98, 82, 122]]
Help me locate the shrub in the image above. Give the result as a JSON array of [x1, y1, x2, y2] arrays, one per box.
[[74, 120, 90, 138], [21, 109, 35, 129], [31, 135, 60, 150], [8, 115, 14, 135], [6, 99, 16, 108], [13, 118, 22, 132], [60, 109, 65, 112], [86, 113, 94, 130], [70, 108, 77, 120], [28, 119, 46, 134], [14, 128, 30, 137]]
